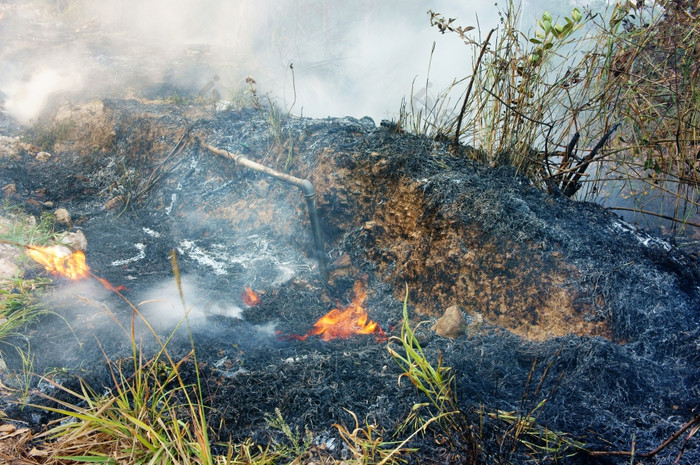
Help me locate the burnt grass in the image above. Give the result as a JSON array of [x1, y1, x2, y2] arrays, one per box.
[[0, 99, 699, 463]]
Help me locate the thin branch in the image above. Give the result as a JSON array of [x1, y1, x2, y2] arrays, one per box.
[[605, 206, 700, 229], [453, 28, 496, 152], [481, 86, 554, 129], [588, 414, 700, 458]]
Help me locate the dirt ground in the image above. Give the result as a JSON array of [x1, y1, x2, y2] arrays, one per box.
[[0, 98, 698, 463]]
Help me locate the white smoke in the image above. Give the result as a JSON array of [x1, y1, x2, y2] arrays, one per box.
[[3, 68, 84, 125], [137, 276, 243, 329], [0, 1, 595, 124]]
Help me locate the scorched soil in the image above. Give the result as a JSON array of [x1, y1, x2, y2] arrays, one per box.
[[0, 98, 698, 463]]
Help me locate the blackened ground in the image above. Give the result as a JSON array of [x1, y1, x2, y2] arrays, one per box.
[[0, 98, 698, 464]]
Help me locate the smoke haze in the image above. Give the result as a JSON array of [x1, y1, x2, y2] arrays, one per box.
[[0, 0, 506, 124], [0, 1, 597, 125]]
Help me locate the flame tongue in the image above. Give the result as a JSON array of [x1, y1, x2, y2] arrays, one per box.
[[27, 245, 89, 280], [26, 244, 129, 292], [300, 281, 385, 341]]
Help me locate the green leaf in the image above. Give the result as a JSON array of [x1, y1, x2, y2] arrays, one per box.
[[55, 456, 117, 464], [530, 38, 542, 44], [542, 11, 552, 22], [572, 8, 582, 22], [542, 19, 552, 33]]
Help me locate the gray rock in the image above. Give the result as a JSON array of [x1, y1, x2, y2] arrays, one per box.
[[59, 230, 87, 251]]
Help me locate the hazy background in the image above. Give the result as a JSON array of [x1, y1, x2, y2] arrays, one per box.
[[0, 0, 599, 125]]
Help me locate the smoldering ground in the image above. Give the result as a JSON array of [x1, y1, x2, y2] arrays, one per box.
[[0, 95, 697, 462]]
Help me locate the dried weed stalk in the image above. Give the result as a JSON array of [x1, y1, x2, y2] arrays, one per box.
[[410, 0, 699, 233]]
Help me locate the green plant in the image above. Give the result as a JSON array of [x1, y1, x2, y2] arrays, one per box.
[[418, 0, 699, 234], [1, 210, 59, 250], [22, 117, 76, 151], [264, 407, 313, 458], [334, 409, 410, 465], [28, 252, 216, 465], [256, 96, 300, 173], [488, 402, 585, 461], [223, 439, 279, 465], [426, 3, 587, 178], [388, 287, 589, 463], [0, 207, 59, 346], [163, 91, 192, 106], [584, 0, 700, 232], [13, 345, 35, 407], [489, 354, 586, 462], [387, 286, 478, 463], [396, 43, 468, 140], [0, 276, 52, 343]]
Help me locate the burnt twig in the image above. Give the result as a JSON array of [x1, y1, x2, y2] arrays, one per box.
[[587, 414, 700, 459], [605, 206, 700, 229], [558, 131, 580, 176], [561, 123, 620, 197], [117, 126, 192, 217], [452, 28, 496, 153]]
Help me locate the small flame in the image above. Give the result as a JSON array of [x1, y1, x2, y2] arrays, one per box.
[[95, 276, 129, 293], [295, 281, 385, 341], [27, 245, 89, 280], [242, 286, 261, 306], [27, 244, 128, 292]]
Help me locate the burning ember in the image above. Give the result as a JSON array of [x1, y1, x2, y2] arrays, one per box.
[[26, 245, 89, 280], [294, 281, 385, 341], [242, 286, 261, 306]]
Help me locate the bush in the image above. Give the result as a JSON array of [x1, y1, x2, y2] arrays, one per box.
[[408, 0, 699, 235]]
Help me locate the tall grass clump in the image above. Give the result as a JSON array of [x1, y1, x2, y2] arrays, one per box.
[[387, 288, 479, 464], [412, 0, 699, 234], [19, 252, 325, 464], [418, 2, 588, 179], [590, 0, 699, 231], [27, 253, 217, 465]]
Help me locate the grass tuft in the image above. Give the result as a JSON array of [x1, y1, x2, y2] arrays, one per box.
[[388, 285, 478, 463]]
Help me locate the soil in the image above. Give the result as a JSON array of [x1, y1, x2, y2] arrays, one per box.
[[0, 98, 698, 464]]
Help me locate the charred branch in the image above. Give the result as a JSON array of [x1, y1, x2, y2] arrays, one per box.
[[560, 123, 621, 197], [203, 143, 328, 282], [452, 28, 496, 153], [587, 414, 700, 459]]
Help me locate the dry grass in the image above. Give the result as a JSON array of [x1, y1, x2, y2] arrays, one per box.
[[406, 0, 699, 236]]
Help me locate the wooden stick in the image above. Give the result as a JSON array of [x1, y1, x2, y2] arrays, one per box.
[[588, 414, 700, 458]]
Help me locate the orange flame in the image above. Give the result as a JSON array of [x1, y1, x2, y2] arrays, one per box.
[[27, 244, 128, 292], [242, 286, 261, 306], [95, 276, 129, 293], [295, 281, 385, 342], [27, 245, 89, 280]]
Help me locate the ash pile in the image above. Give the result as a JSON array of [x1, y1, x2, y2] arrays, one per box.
[[0, 99, 698, 463]]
